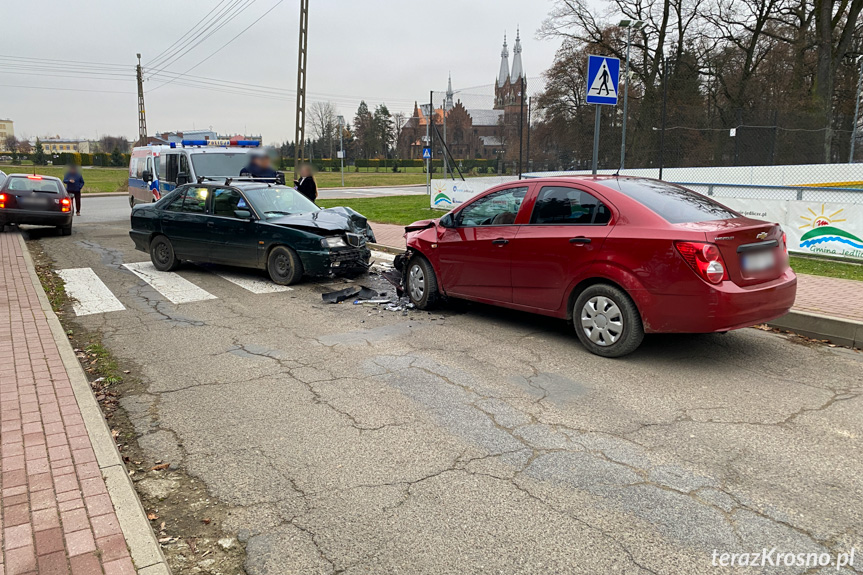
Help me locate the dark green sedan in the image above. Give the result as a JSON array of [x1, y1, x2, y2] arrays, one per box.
[[129, 182, 375, 285]]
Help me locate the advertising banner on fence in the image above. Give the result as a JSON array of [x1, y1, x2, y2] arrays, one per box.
[[720, 198, 863, 261], [429, 177, 517, 210]]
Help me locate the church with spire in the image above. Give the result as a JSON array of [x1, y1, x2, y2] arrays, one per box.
[[397, 31, 527, 162]]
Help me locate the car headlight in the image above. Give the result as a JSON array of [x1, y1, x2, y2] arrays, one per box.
[[321, 236, 348, 249]]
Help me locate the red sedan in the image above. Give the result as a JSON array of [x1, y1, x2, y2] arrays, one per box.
[[396, 177, 797, 357]]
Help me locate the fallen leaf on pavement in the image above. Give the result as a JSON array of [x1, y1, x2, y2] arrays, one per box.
[[147, 513, 158, 520], [152, 463, 170, 471]]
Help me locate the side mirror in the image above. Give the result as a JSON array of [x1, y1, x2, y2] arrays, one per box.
[[276, 172, 286, 185], [234, 209, 253, 220], [176, 172, 190, 185], [142, 170, 152, 183], [439, 213, 455, 228]]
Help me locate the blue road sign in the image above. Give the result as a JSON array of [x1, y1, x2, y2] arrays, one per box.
[[586, 55, 620, 106], [422, 147, 432, 159]]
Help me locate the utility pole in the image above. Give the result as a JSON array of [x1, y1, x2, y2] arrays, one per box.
[[526, 96, 532, 174], [337, 115, 345, 187], [518, 77, 525, 179], [136, 54, 147, 147], [618, 20, 642, 171], [659, 57, 669, 180], [851, 56, 863, 163], [294, 0, 309, 178], [427, 90, 432, 196]]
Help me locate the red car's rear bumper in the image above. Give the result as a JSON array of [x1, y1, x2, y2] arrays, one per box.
[[639, 268, 797, 333]]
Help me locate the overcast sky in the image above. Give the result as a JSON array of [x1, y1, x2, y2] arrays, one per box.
[[1, 0, 588, 145]]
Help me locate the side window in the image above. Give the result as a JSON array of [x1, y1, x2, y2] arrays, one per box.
[[165, 154, 178, 183], [179, 154, 190, 176], [146, 157, 153, 175], [157, 155, 167, 181], [129, 157, 137, 178], [163, 188, 187, 212], [211, 188, 246, 218], [530, 186, 611, 225], [135, 158, 145, 179], [180, 186, 209, 213], [457, 187, 528, 227]]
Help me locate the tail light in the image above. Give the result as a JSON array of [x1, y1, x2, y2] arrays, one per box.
[[0, 193, 5, 209], [61, 198, 71, 212], [27, 175, 42, 180], [675, 241, 728, 284], [781, 232, 788, 255]]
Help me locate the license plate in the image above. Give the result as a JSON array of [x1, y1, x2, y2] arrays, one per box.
[[18, 197, 49, 208], [742, 250, 775, 272]]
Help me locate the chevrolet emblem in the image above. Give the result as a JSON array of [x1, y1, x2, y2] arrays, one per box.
[[756, 232, 768, 240]]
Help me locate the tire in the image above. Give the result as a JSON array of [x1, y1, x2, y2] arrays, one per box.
[[267, 245, 303, 285], [406, 255, 439, 310], [129, 195, 135, 208], [573, 283, 643, 358], [59, 225, 72, 236], [149, 235, 181, 272]]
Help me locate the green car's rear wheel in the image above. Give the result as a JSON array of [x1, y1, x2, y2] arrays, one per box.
[[267, 245, 303, 285], [150, 235, 181, 272]]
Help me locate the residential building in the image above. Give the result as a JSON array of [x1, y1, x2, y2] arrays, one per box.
[[41, 138, 91, 154], [0, 119, 14, 151]]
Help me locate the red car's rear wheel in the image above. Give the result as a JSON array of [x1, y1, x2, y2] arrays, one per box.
[[574, 284, 643, 358]]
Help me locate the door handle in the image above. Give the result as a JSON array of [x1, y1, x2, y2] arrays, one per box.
[[569, 237, 591, 244], [492, 238, 509, 245], [206, 221, 214, 228]]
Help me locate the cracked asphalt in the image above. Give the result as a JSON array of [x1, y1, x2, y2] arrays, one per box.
[[24, 200, 863, 574]]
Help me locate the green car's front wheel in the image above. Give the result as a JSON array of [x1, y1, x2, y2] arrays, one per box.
[[267, 245, 303, 285]]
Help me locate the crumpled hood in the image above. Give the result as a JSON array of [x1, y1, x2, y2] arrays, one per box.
[[267, 207, 369, 235]]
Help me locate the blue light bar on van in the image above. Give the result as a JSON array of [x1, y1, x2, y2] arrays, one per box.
[[235, 140, 261, 147], [182, 140, 209, 146]]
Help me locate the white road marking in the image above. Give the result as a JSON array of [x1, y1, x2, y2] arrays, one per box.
[[56, 268, 126, 316], [209, 269, 293, 294], [122, 262, 217, 304]]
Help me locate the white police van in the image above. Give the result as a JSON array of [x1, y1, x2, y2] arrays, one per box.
[[128, 139, 264, 206]]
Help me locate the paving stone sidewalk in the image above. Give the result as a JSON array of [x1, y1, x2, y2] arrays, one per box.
[[369, 222, 863, 324], [0, 232, 136, 575]]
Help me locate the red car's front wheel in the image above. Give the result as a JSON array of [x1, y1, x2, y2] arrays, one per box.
[[574, 284, 643, 358]]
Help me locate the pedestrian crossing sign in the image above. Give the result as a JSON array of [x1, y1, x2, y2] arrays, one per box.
[[586, 55, 620, 106], [422, 147, 432, 159]]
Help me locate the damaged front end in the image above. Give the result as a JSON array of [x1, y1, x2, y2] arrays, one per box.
[[383, 249, 414, 298]]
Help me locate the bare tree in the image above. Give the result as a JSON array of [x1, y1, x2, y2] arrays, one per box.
[[309, 101, 338, 158], [3, 135, 18, 153]]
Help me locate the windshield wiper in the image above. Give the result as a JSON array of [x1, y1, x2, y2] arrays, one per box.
[[265, 210, 292, 216]]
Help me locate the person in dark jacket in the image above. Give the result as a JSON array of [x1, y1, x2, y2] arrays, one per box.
[[240, 153, 278, 179], [62, 164, 85, 215], [294, 164, 317, 203]]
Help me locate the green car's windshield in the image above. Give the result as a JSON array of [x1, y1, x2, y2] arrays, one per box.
[[243, 186, 319, 218]]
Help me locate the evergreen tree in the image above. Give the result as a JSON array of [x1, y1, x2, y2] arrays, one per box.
[[32, 139, 46, 166], [110, 147, 123, 167]]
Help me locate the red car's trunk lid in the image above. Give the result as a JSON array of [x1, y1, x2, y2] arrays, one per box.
[[682, 218, 786, 286]]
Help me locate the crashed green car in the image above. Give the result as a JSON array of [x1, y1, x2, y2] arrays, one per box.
[[130, 181, 375, 284]]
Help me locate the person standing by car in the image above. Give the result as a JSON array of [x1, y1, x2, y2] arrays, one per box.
[[294, 163, 317, 203], [240, 152, 278, 179], [63, 163, 85, 215]]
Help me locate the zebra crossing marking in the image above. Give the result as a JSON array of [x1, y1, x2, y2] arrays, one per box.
[[56, 268, 126, 316], [122, 262, 217, 304], [207, 269, 293, 294]]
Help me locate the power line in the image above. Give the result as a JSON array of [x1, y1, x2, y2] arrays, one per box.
[[144, 0, 230, 67], [146, 0, 282, 93], [0, 54, 128, 70], [145, 0, 258, 79], [0, 83, 133, 95]]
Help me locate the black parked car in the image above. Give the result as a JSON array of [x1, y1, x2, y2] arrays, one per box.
[[129, 181, 376, 285], [0, 174, 73, 235]]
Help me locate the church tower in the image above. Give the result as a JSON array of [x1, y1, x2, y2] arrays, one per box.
[[494, 31, 525, 112], [445, 72, 454, 112], [494, 34, 509, 109]]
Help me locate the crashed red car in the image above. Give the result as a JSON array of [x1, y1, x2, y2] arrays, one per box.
[[395, 176, 797, 357]]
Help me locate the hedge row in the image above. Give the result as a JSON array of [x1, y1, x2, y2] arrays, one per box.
[[53, 152, 131, 167]]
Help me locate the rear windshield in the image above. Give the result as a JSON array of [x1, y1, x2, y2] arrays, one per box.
[[609, 179, 737, 223], [5, 177, 63, 194]]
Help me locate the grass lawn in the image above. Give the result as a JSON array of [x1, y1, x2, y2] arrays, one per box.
[[314, 172, 429, 188], [790, 255, 863, 282], [2, 166, 128, 194], [317, 194, 441, 226]]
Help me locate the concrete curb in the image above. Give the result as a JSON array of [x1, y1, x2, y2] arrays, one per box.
[[768, 310, 863, 349], [83, 192, 127, 197], [17, 234, 171, 575], [368, 242, 404, 256]]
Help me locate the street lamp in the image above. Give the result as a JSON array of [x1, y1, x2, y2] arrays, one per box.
[[618, 19, 643, 172], [337, 115, 345, 187]]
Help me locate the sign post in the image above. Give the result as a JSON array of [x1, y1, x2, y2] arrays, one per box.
[[585, 55, 620, 175]]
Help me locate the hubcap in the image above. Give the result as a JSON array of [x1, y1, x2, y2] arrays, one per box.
[[581, 296, 623, 347], [408, 264, 425, 301]]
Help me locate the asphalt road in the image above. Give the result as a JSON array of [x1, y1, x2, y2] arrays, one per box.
[[25, 206, 863, 575]]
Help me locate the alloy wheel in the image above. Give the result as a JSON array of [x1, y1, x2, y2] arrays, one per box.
[[581, 296, 624, 346]]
